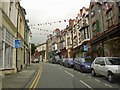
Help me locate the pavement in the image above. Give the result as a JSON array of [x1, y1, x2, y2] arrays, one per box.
[[1, 63, 40, 89]]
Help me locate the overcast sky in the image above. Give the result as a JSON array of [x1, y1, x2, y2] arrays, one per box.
[[20, 0, 90, 45]]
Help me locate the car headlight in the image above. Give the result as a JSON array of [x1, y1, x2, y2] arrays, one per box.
[[85, 65, 90, 67]]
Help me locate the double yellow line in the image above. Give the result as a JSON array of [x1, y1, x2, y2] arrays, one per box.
[[29, 65, 42, 89]]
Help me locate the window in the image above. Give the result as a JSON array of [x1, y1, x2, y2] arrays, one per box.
[[0, 43, 3, 68], [80, 29, 84, 41], [95, 58, 100, 64], [106, 58, 120, 65], [99, 58, 105, 65], [92, 23, 97, 36], [85, 27, 89, 39], [91, 5, 95, 18], [107, 9, 114, 27], [92, 20, 99, 36], [67, 37, 70, 46]]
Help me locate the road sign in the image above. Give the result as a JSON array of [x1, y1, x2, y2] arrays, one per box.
[[83, 45, 88, 51], [15, 40, 21, 48]]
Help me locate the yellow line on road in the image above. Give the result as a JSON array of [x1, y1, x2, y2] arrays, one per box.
[[33, 66, 42, 88], [29, 65, 42, 89]]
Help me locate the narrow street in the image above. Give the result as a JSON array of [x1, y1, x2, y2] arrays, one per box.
[[1, 0, 120, 89], [34, 62, 120, 89]]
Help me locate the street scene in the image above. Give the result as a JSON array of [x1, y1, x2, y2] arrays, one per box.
[[0, 0, 120, 89]]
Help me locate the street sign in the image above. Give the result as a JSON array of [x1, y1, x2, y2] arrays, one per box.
[[15, 40, 21, 48], [83, 45, 88, 51]]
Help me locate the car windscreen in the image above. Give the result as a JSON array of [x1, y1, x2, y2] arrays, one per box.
[[55, 56, 60, 59], [69, 58, 73, 61], [81, 58, 92, 62], [106, 58, 120, 65]]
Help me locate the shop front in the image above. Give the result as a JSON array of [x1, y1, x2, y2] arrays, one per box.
[[91, 24, 120, 59], [1, 26, 15, 74]]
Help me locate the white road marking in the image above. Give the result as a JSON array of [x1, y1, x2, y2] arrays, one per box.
[[105, 84, 112, 88], [65, 70, 74, 77], [78, 72, 81, 74], [88, 76, 92, 78], [95, 79, 101, 82], [52, 64, 56, 66], [59, 67, 62, 70], [79, 80, 94, 90], [82, 74, 86, 76]]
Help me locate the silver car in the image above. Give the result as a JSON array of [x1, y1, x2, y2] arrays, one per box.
[[91, 57, 120, 83]]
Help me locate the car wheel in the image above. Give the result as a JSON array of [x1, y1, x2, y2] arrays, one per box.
[[80, 66, 83, 73], [108, 73, 114, 83], [92, 69, 96, 76], [74, 65, 76, 70]]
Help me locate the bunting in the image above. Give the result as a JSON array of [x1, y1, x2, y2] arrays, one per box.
[[31, 33, 49, 36], [29, 19, 69, 26], [30, 27, 53, 32]]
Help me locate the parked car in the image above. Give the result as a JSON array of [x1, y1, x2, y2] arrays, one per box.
[[74, 57, 92, 72], [48, 57, 53, 63], [91, 57, 120, 83], [52, 55, 61, 64], [64, 58, 74, 68], [32, 59, 39, 63], [60, 58, 66, 66]]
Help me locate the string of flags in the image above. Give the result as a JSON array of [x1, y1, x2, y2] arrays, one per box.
[[32, 33, 49, 36], [29, 19, 68, 26], [30, 27, 53, 32]]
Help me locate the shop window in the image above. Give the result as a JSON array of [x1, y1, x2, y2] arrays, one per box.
[[5, 44, 13, 68]]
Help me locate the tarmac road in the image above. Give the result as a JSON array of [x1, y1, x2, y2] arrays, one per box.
[[35, 62, 120, 89]]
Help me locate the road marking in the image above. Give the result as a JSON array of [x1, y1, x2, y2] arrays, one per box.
[[79, 80, 94, 90], [88, 76, 92, 78], [65, 70, 74, 77], [52, 64, 56, 66], [105, 84, 112, 88], [95, 79, 101, 82], [78, 72, 81, 74], [29, 65, 42, 89], [34, 66, 42, 88], [59, 67, 62, 70], [82, 74, 86, 76]]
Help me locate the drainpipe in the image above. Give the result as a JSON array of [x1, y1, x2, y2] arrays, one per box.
[[16, 3, 19, 72]]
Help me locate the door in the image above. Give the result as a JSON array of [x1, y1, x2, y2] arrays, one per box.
[[97, 58, 107, 76]]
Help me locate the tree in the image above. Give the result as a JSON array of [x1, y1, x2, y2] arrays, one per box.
[[31, 43, 36, 55]]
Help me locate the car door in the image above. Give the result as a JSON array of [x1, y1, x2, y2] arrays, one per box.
[[93, 58, 100, 74], [97, 58, 107, 76]]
